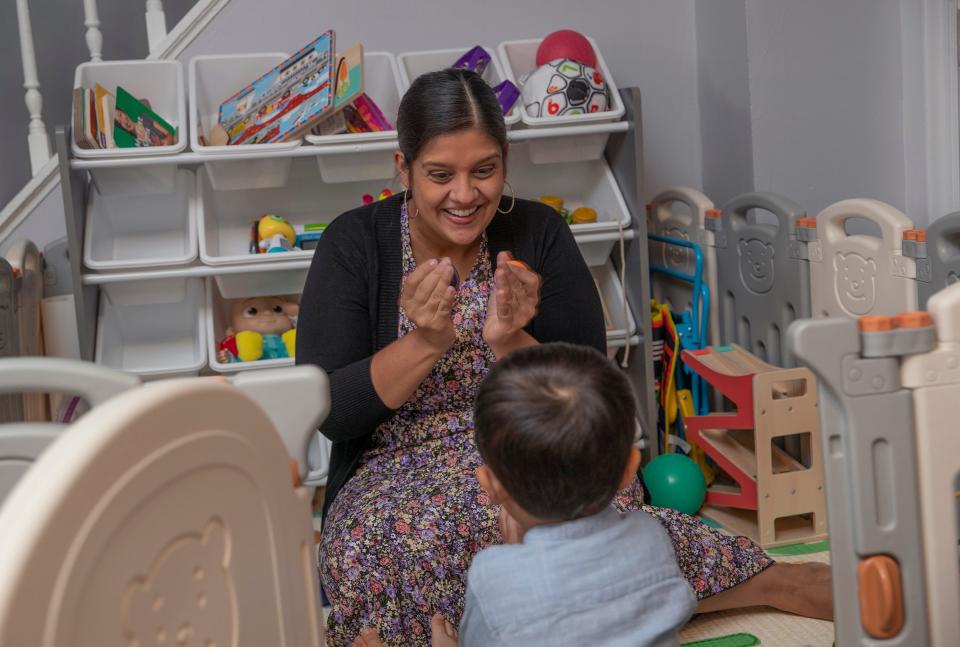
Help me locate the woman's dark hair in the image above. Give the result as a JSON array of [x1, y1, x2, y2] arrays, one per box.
[[396, 68, 507, 167], [474, 343, 637, 522]]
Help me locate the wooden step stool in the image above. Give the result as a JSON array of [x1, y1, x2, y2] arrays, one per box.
[[681, 344, 827, 547]]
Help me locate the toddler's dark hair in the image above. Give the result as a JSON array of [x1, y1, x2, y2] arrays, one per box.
[[474, 342, 636, 521]]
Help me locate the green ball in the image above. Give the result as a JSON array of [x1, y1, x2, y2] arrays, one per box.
[[642, 453, 707, 515]]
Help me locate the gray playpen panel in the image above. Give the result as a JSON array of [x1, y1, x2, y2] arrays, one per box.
[[919, 210, 960, 308], [788, 318, 929, 647], [717, 192, 810, 367]]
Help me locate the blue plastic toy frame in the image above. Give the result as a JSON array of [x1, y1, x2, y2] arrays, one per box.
[[648, 233, 710, 416]]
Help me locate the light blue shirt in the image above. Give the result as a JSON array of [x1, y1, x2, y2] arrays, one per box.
[[460, 507, 696, 647]]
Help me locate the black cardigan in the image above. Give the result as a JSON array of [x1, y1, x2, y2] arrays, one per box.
[[296, 192, 606, 513]]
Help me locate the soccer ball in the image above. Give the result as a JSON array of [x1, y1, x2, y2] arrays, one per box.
[[520, 58, 610, 119]]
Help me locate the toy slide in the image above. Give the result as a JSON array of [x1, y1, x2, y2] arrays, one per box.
[[680, 344, 827, 548], [647, 187, 720, 347], [0, 369, 329, 646], [918, 210, 960, 309], [715, 192, 811, 368], [807, 198, 917, 319]]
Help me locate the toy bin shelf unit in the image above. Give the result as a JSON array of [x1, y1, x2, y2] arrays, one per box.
[[54, 57, 660, 451]]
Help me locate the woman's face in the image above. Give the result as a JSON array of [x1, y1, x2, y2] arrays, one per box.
[[397, 128, 506, 250]]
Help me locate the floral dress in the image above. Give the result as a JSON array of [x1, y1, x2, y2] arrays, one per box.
[[318, 204, 773, 647]]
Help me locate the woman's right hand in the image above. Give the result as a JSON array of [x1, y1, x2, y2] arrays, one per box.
[[400, 258, 457, 352]]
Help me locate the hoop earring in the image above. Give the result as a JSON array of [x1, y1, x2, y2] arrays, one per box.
[[497, 180, 516, 215], [403, 187, 420, 218]]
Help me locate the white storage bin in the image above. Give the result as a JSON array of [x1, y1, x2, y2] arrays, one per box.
[[497, 37, 625, 163], [95, 278, 206, 378], [214, 264, 311, 300], [189, 53, 300, 190], [396, 46, 521, 126], [591, 261, 637, 349], [83, 169, 198, 270], [205, 276, 305, 373], [198, 158, 401, 266], [72, 60, 187, 159], [308, 52, 403, 183], [306, 52, 402, 145], [509, 143, 631, 265], [73, 60, 187, 194]]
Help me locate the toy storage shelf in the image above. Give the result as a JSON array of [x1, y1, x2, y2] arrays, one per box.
[[68, 121, 630, 169], [54, 87, 657, 447]]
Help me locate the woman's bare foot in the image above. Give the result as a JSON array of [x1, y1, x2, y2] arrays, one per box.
[[352, 628, 387, 647], [431, 613, 459, 647], [696, 562, 833, 620], [350, 615, 459, 647]]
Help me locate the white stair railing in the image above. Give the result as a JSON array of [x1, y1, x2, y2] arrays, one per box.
[[83, 0, 103, 62], [145, 0, 168, 54], [15, 0, 51, 175]]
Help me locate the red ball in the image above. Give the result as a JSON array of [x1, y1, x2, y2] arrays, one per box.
[[536, 29, 597, 69]]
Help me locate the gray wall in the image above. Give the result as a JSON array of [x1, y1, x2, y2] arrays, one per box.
[[695, 0, 754, 206], [0, 0, 198, 211], [177, 0, 705, 200], [694, 0, 955, 225], [746, 0, 909, 219]]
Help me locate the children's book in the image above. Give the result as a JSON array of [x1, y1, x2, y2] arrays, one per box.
[[94, 84, 113, 148], [85, 88, 99, 149], [332, 43, 364, 111], [100, 92, 116, 148], [72, 88, 93, 149], [219, 30, 336, 145], [113, 86, 176, 148]]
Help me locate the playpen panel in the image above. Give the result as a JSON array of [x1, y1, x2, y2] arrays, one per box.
[[919, 210, 960, 308], [909, 385, 960, 646], [787, 317, 930, 647], [717, 192, 810, 367], [809, 199, 916, 319], [647, 187, 720, 346], [900, 281, 960, 645], [0, 379, 324, 647]]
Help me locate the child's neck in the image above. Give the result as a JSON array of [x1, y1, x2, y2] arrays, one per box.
[[503, 503, 567, 543]]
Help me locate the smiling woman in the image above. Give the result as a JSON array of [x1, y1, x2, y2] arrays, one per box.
[[296, 69, 828, 647]]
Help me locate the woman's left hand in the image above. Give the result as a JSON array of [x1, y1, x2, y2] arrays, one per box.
[[483, 252, 541, 351]]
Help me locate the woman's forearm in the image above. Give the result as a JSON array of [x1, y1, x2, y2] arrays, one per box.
[[370, 328, 451, 408]]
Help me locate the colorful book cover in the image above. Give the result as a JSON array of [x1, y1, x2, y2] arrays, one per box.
[[94, 84, 112, 148], [86, 88, 99, 149], [100, 92, 116, 148], [333, 43, 364, 110], [113, 86, 176, 148], [72, 88, 92, 149], [218, 30, 336, 145]]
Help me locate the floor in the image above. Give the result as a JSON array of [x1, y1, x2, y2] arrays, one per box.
[[679, 544, 834, 647]]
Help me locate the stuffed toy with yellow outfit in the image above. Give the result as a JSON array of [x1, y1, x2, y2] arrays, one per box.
[[217, 296, 298, 363]]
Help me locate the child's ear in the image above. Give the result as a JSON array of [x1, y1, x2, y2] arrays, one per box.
[[619, 446, 642, 490], [476, 465, 508, 505]]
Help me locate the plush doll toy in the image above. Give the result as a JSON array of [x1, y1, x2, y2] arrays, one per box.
[[217, 296, 298, 363]]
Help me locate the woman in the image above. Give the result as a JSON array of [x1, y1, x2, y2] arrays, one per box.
[[297, 69, 831, 646]]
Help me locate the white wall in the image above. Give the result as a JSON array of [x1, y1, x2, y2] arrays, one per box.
[[177, 0, 705, 200]]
